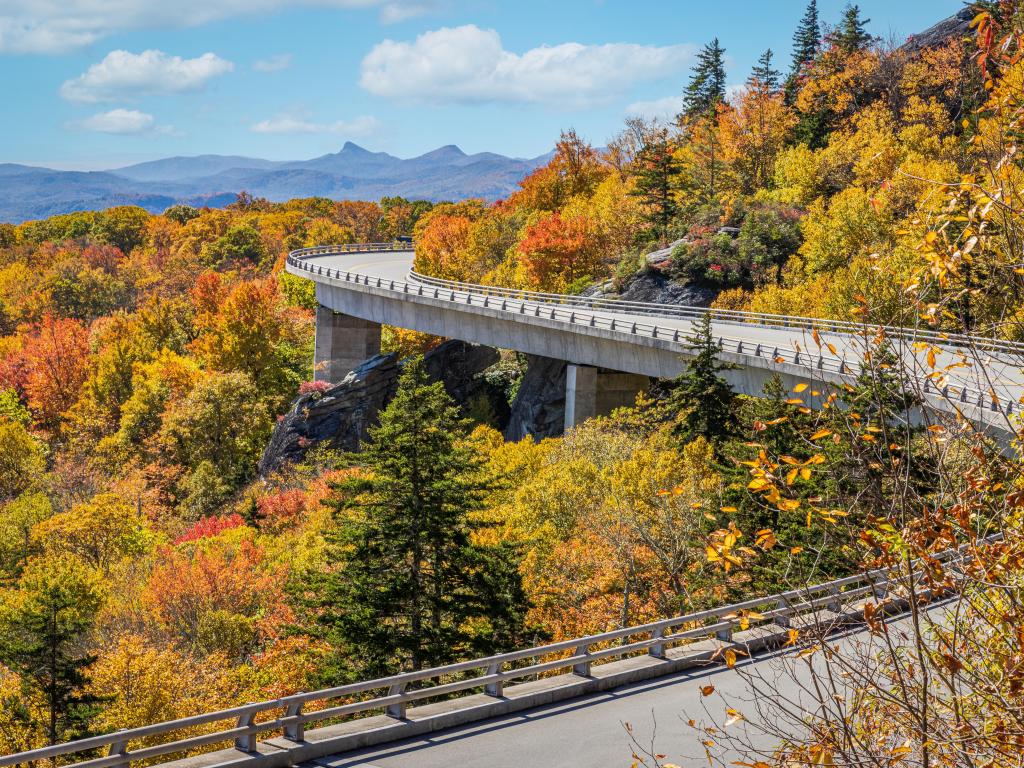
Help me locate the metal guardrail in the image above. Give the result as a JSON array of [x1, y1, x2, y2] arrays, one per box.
[[290, 243, 1024, 357], [0, 537, 994, 768], [285, 246, 1018, 417]]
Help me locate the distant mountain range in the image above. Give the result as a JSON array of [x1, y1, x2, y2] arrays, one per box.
[[0, 142, 555, 223]]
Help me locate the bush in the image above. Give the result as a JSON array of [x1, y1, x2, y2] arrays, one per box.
[[670, 228, 746, 287], [737, 205, 803, 286]]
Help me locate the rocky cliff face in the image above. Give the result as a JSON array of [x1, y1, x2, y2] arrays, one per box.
[[259, 340, 501, 475], [505, 354, 567, 442]]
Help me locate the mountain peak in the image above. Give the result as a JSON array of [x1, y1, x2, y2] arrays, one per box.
[[340, 141, 371, 154], [417, 144, 467, 160]]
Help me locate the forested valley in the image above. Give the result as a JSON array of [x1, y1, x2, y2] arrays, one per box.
[[0, 3, 1023, 765]]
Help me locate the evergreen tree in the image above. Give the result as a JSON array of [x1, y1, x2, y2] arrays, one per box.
[[748, 49, 781, 93], [298, 357, 528, 680], [786, 0, 820, 101], [0, 558, 104, 746], [832, 3, 874, 54], [681, 38, 727, 119], [629, 128, 681, 244], [667, 314, 738, 446]]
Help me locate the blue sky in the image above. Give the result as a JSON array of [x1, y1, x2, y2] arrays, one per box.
[[2, 0, 964, 170]]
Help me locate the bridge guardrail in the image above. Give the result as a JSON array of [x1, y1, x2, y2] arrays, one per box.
[[286, 247, 1018, 417], [0, 536, 997, 768]]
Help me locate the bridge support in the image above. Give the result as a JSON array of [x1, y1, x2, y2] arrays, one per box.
[[564, 364, 649, 431], [314, 305, 381, 384]]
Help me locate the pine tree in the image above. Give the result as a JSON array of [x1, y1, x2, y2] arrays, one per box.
[[681, 38, 727, 120], [747, 49, 781, 93], [0, 558, 105, 746], [832, 3, 874, 53], [299, 357, 528, 680], [629, 128, 681, 244], [786, 0, 820, 101], [667, 313, 738, 447]]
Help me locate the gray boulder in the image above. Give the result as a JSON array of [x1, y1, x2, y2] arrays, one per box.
[[259, 340, 500, 475]]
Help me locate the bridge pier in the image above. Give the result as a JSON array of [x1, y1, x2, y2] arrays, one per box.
[[314, 305, 381, 384], [564, 364, 649, 431]]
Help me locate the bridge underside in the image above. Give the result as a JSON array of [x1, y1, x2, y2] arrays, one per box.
[[313, 282, 840, 434]]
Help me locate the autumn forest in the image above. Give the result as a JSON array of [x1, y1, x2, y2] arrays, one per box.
[[1, 2, 1024, 766]]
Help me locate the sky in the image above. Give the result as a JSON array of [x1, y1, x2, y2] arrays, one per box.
[[1, 0, 965, 170]]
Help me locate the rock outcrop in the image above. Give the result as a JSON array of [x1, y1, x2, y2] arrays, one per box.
[[901, 8, 974, 54], [259, 340, 501, 475], [505, 354, 567, 442]]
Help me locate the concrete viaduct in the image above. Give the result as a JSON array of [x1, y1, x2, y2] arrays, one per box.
[[289, 243, 1024, 437]]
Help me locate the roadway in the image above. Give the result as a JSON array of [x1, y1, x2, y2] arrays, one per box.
[[304, 614, 922, 768]]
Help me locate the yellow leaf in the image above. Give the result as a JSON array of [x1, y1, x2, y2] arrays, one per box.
[[809, 429, 831, 440], [724, 649, 737, 667], [793, 383, 809, 393]]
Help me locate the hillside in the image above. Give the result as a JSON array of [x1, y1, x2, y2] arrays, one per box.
[[0, 142, 552, 223], [0, 4, 1022, 767]]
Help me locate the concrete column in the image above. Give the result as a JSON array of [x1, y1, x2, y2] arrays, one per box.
[[314, 305, 382, 384], [565, 365, 651, 431], [564, 364, 598, 431]]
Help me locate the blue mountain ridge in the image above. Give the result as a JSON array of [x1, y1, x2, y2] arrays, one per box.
[[0, 142, 555, 223]]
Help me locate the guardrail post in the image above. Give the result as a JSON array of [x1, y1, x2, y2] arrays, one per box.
[[573, 643, 593, 676], [485, 661, 504, 697], [107, 729, 129, 762], [827, 586, 842, 614], [649, 626, 666, 659], [386, 682, 408, 719], [283, 699, 305, 742], [234, 707, 258, 752], [716, 623, 734, 642], [774, 598, 791, 628]]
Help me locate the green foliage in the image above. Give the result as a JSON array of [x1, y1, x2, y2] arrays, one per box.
[[0, 493, 51, 581], [158, 371, 271, 514], [0, 557, 105, 745], [831, 3, 875, 54], [736, 204, 803, 285], [0, 421, 46, 502], [749, 49, 781, 92], [163, 205, 201, 225], [0, 390, 30, 427], [299, 357, 528, 680], [789, 0, 821, 81], [630, 129, 681, 244], [682, 38, 727, 119], [667, 314, 738, 447], [93, 207, 151, 254], [203, 225, 268, 269]]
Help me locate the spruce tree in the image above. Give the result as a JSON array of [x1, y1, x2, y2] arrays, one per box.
[[748, 49, 781, 93], [629, 128, 681, 244], [832, 4, 874, 53], [299, 357, 528, 680], [0, 558, 104, 746], [668, 313, 737, 447], [786, 0, 820, 101], [682, 38, 727, 120]]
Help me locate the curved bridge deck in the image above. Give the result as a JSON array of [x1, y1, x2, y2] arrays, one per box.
[[288, 245, 1024, 435]]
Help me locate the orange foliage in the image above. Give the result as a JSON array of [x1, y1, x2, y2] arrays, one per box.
[[517, 212, 604, 291]]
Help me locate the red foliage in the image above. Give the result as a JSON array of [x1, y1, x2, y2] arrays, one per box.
[[174, 513, 247, 545], [517, 212, 601, 290], [256, 489, 307, 529], [298, 380, 331, 395], [4, 314, 91, 432]]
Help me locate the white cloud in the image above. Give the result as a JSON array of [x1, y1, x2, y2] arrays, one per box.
[[253, 53, 292, 72], [359, 25, 694, 107], [0, 1, 437, 54], [60, 50, 234, 103], [251, 113, 380, 135], [625, 95, 680, 122], [71, 108, 163, 135]]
